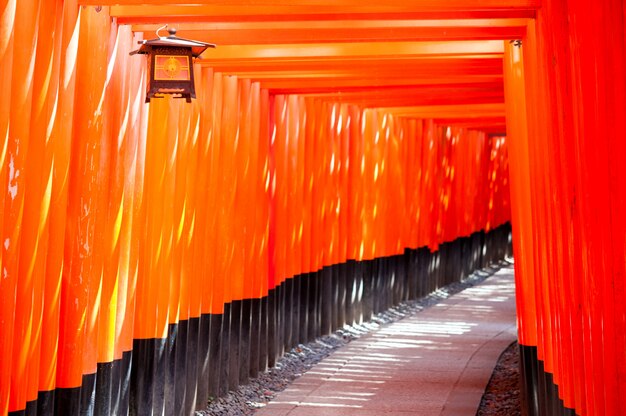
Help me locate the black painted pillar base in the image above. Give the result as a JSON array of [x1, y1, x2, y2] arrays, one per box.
[[519, 344, 577, 416], [207, 313, 223, 400], [267, 288, 278, 369], [308, 271, 320, 341], [35, 390, 55, 416], [239, 299, 252, 386], [196, 314, 211, 409], [171, 321, 185, 416], [345, 261, 356, 326], [361, 260, 373, 322], [184, 317, 200, 415], [298, 274, 309, 344], [276, 283, 285, 358], [120, 350, 132, 415], [249, 298, 262, 379], [219, 304, 231, 397], [219, 303, 232, 396], [228, 300, 242, 392], [259, 295, 269, 373], [94, 361, 114, 416], [319, 267, 332, 336]]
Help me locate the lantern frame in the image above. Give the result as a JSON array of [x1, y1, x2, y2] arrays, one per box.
[[130, 27, 215, 103]]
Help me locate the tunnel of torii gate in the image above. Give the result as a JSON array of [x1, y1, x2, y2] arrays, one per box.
[[0, 0, 625, 415]]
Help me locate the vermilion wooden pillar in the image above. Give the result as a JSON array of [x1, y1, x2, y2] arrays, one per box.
[[506, 1, 626, 415]]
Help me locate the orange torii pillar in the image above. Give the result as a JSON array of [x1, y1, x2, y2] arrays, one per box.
[[505, 1, 626, 415]]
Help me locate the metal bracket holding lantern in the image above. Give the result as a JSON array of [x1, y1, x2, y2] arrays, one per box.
[[130, 26, 215, 103]]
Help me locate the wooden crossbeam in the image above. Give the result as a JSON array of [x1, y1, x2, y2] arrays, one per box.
[[256, 76, 503, 91], [196, 56, 504, 74], [131, 19, 528, 44], [105, 2, 539, 23], [196, 41, 503, 60], [382, 103, 506, 118]]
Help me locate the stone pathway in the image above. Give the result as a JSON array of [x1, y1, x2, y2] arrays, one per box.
[[254, 265, 517, 416]]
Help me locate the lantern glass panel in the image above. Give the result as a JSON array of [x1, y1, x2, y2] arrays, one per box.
[[154, 55, 191, 81]]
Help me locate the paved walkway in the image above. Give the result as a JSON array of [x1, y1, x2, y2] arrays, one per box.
[[255, 264, 517, 416]]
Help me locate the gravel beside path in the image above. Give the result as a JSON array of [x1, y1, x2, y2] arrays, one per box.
[[476, 341, 522, 416]]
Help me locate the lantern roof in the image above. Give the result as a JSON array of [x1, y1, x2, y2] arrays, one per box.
[[130, 27, 216, 57]]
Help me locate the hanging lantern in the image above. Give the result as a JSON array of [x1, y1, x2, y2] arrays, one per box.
[[130, 26, 215, 103]]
